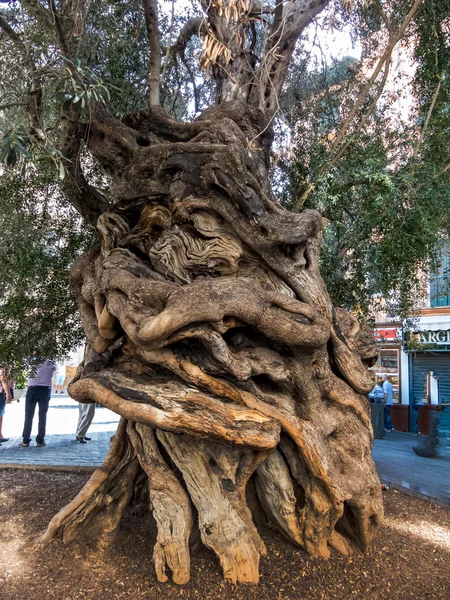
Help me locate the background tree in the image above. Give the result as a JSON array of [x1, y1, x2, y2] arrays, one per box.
[[0, 0, 446, 586], [276, 0, 450, 319]]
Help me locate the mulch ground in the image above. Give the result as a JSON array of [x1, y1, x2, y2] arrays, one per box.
[[0, 469, 449, 600]]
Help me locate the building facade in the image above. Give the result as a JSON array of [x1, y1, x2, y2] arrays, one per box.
[[373, 247, 450, 433]]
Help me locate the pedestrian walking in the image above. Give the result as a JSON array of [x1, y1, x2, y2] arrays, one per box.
[[21, 359, 56, 447], [75, 401, 95, 443]]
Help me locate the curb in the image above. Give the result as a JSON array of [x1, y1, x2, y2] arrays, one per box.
[[379, 477, 450, 509], [1, 466, 449, 510], [0, 463, 97, 473]]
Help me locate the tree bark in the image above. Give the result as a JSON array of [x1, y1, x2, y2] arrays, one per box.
[[39, 100, 383, 584]]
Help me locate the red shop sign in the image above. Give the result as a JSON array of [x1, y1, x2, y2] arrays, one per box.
[[373, 328, 399, 340]]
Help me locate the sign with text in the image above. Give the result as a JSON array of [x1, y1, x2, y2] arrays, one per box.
[[416, 330, 450, 344], [373, 328, 400, 341]]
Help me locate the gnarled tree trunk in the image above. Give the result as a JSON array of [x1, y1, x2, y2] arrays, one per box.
[[38, 100, 383, 584]]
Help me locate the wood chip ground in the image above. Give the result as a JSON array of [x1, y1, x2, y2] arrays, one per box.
[[1, 469, 449, 599]]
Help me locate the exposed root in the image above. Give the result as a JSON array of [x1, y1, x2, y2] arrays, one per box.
[[158, 432, 267, 584], [127, 422, 192, 584], [37, 419, 140, 545]]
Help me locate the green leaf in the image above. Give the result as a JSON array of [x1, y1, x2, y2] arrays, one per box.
[[59, 161, 66, 180], [55, 91, 74, 103]]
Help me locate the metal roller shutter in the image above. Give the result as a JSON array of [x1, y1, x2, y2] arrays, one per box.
[[412, 352, 450, 404]]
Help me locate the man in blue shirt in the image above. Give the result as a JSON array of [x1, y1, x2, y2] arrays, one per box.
[[382, 374, 394, 432]]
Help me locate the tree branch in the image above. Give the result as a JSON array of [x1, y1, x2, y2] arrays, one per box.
[[47, 0, 70, 58], [294, 0, 425, 210], [0, 12, 45, 140], [171, 16, 206, 57], [200, 0, 231, 47], [0, 13, 27, 52], [330, 56, 392, 166], [413, 74, 442, 160], [63, 168, 111, 226], [19, 0, 54, 32], [328, 0, 423, 158], [142, 0, 161, 106], [251, 0, 331, 117], [161, 0, 175, 81], [60, 117, 111, 225]]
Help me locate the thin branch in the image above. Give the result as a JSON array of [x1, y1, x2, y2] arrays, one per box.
[[331, 56, 392, 166], [413, 75, 442, 160], [161, 0, 175, 81], [142, 0, 161, 106], [48, 0, 70, 57], [180, 53, 200, 113], [328, 0, 423, 158], [441, 161, 450, 175], [373, 0, 393, 35], [19, 0, 54, 32], [292, 0, 425, 211], [0, 102, 29, 111], [400, 71, 443, 202], [0, 11, 45, 140], [0, 13, 27, 52], [171, 16, 206, 57], [252, 0, 331, 117]]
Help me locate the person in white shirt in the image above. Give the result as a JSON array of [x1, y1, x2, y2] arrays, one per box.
[[54, 360, 66, 394]]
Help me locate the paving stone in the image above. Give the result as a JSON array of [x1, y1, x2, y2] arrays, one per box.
[[373, 430, 450, 507], [0, 430, 114, 468]]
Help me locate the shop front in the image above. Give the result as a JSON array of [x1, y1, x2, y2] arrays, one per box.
[[406, 315, 450, 434], [372, 325, 409, 431]]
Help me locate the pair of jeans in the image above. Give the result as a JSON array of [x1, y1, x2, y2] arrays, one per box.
[[384, 405, 393, 431], [22, 386, 51, 444]]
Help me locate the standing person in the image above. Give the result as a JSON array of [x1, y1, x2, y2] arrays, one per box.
[[412, 399, 423, 436], [20, 359, 56, 447], [382, 374, 394, 432], [75, 402, 95, 443], [0, 368, 12, 444], [54, 360, 66, 394]]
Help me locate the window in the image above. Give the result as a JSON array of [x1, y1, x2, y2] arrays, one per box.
[[430, 242, 450, 307], [374, 349, 400, 403]]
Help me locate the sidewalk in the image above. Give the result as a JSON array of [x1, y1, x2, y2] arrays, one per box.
[[373, 430, 450, 507], [0, 392, 119, 468], [1, 398, 449, 508]]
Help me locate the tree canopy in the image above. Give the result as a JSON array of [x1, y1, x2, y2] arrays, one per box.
[[0, 0, 449, 367]]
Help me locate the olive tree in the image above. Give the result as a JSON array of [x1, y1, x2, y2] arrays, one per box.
[[0, 0, 429, 585]]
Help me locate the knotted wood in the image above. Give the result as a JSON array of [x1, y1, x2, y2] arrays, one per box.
[[40, 100, 383, 584]]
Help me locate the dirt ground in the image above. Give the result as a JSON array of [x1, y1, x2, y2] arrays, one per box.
[[0, 468, 449, 600]]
